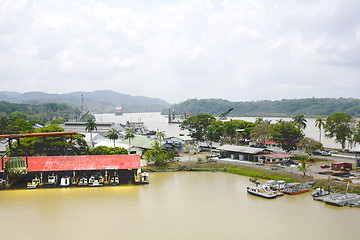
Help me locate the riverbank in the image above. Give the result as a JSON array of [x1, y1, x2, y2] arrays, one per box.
[[143, 161, 360, 194]]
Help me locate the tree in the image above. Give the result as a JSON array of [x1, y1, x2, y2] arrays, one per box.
[[293, 115, 307, 129], [90, 146, 127, 155], [108, 128, 120, 148], [250, 123, 270, 146], [11, 119, 33, 133], [125, 129, 135, 155], [156, 130, 166, 144], [270, 120, 304, 152], [297, 137, 323, 157], [149, 140, 166, 166], [0, 116, 10, 134], [324, 113, 354, 151], [315, 117, 325, 143], [10, 124, 89, 156], [85, 119, 97, 146], [206, 121, 223, 145], [297, 159, 310, 176], [180, 114, 215, 142], [223, 120, 237, 143]]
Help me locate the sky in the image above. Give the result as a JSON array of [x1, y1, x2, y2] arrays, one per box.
[[0, 0, 360, 104]]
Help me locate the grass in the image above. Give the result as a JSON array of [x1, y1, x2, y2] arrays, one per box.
[[143, 161, 360, 194]]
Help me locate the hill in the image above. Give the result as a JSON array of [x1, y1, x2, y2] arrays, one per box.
[[0, 90, 171, 114], [165, 98, 360, 117]]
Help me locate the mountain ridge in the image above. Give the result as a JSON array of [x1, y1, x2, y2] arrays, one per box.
[[0, 90, 171, 113]]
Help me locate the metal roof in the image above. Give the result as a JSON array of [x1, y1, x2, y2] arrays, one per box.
[[261, 153, 293, 158], [1, 155, 140, 172], [217, 145, 265, 154]]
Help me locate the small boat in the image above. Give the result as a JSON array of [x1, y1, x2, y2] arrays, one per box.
[[247, 185, 283, 199], [312, 188, 329, 198], [284, 183, 311, 195], [109, 176, 120, 186], [27, 178, 40, 189], [265, 180, 286, 191], [88, 175, 104, 187], [60, 176, 71, 187], [78, 176, 88, 186], [45, 174, 57, 187], [141, 172, 149, 184]]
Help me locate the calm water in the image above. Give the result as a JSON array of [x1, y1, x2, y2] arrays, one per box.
[[95, 112, 341, 148], [1, 172, 359, 240]]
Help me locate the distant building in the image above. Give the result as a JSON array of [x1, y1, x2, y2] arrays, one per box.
[[260, 153, 293, 163], [331, 162, 352, 171], [217, 144, 268, 162]]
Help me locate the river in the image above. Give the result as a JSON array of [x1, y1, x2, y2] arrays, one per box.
[[1, 172, 359, 240], [94, 112, 342, 149]]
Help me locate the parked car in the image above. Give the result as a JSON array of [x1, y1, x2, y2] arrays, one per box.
[[207, 158, 217, 163], [321, 151, 331, 156], [320, 164, 330, 168], [170, 157, 180, 162], [312, 151, 322, 155]]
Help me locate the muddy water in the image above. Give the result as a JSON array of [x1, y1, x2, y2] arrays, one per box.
[[1, 172, 359, 240]]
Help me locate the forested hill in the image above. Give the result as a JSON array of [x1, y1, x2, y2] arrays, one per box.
[[0, 90, 170, 113], [165, 98, 360, 117]]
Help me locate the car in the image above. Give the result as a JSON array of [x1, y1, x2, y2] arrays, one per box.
[[312, 151, 322, 155], [321, 151, 331, 156], [170, 157, 180, 162], [207, 158, 217, 163], [320, 164, 330, 168]]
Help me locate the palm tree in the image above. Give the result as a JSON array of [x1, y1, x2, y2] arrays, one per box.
[[297, 159, 310, 176], [315, 117, 325, 143], [107, 128, 119, 148], [125, 129, 135, 155], [156, 130, 166, 144], [293, 115, 307, 129], [85, 119, 97, 146]]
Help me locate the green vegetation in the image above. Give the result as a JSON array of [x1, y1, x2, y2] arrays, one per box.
[[89, 146, 127, 155], [0, 101, 81, 127], [166, 98, 360, 117], [324, 113, 354, 150]]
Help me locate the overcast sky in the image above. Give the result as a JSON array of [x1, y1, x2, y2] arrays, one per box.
[[0, 0, 359, 104]]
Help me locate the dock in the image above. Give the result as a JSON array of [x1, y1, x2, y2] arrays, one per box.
[[314, 193, 360, 207]]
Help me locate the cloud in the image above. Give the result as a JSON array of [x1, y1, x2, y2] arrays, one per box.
[[0, 0, 359, 103]]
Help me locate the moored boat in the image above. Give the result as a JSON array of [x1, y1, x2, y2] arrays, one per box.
[[284, 182, 311, 195], [27, 178, 40, 189], [60, 176, 71, 187], [78, 176, 88, 186], [141, 172, 149, 184], [312, 188, 329, 198], [247, 185, 283, 199]]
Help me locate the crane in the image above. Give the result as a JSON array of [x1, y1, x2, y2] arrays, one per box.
[[217, 108, 233, 121]]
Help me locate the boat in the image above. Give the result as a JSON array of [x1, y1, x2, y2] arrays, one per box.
[[141, 172, 149, 184], [88, 175, 104, 187], [247, 185, 283, 199], [312, 188, 329, 198], [60, 176, 71, 187], [78, 176, 88, 186], [265, 180, 286, 191], [283, 182, 311, 195], [109, 175, 120, 186], [0, 178, 4, 190], [45, 174, 57, 187], [115, 107, 123, 116], [27, 177, 40, 189]]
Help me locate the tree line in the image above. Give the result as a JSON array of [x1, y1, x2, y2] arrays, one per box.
[[166, 98, 360, 117], [180, 113, 360, 152]]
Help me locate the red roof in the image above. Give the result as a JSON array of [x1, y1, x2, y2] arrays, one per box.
[[262, 153, 293, 158], [1, 155, 140, 172]]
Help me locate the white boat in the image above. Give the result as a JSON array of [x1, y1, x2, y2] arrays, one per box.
[[247, 185, 283, 199], [45, 174, 57, 186], [27, 178, 40, 189], [88, 175, 104, 187], [109, 176, 120, 185], [265, 180, 286, 190], [78, 177, 88, 186], [60, 176, 71, 187], [312, 188, 329, 198], [141, 172, 149, 184]]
